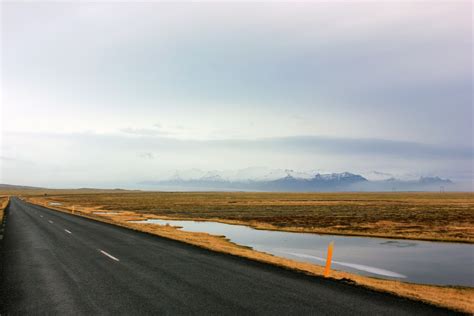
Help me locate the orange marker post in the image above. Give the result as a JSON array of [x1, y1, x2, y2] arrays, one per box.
[[324, 241, 334, 277]]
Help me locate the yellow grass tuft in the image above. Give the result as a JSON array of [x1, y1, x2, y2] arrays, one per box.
[[0, 196, 9, 223]]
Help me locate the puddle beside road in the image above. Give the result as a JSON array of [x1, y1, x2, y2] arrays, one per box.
[[131, 218, 474, 286]]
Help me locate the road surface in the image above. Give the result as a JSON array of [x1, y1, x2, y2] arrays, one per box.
[[1, 197, 458, 315]]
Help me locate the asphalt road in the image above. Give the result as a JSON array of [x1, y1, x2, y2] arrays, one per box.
[[0, 197, 459, 315]]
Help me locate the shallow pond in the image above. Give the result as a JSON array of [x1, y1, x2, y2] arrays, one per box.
[[133, 219, 474, 286]]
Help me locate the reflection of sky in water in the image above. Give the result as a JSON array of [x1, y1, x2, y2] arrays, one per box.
[[133, 219, 474, 286]]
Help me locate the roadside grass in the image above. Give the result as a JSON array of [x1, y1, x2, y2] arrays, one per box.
[[0, 196, 9, 223], [21, 191, 474, 243], [23, 192, 474, 314]]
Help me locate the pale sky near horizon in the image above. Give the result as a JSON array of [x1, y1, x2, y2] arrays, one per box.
[[1, 1, 473, 188]]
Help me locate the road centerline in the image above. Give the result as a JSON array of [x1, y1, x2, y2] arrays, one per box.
[[64, 229, 72, 234], [48, 220, 54, 224], [99, 249, 120, 262]]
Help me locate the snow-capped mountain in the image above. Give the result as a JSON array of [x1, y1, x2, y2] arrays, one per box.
[[361, 171, 395, 181], [419, 176, 453, 185], [313, 172, 366, 181], [139, 168, 456, 192]]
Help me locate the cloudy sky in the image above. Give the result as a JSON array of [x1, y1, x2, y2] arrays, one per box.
[[1, 1, 472, 188]]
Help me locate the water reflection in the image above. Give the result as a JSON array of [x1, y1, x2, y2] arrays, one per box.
[[132, 219, 474, 286]]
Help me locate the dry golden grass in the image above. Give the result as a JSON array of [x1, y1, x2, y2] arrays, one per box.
[[22, 191, 474, 243], [26, 195, 474, 314], [0, 196, 9, 223]]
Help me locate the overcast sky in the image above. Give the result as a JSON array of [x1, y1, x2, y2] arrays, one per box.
[[1, 1, 472, 188]]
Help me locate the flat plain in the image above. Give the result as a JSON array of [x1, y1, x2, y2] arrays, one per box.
[[22, 191, 474, 243]]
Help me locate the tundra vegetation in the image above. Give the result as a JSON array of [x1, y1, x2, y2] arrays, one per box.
[[19, 191, 474, 243], [3, 190, 473, 313]]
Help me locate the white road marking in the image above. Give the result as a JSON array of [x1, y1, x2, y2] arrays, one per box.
[[48, 220, 54, 224], [99, 250, 120, 262], [40, 215, 43, 218], [64, 229, 72, 234]]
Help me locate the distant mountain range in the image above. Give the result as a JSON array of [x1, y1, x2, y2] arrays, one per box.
[[0, 170, 456, 193], [139, 169, 454, 192], [0, 184, 45, 190]]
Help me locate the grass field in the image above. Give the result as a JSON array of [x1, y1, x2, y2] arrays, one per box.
[[23, 191, 474, 243]]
